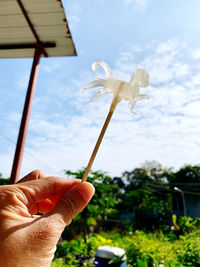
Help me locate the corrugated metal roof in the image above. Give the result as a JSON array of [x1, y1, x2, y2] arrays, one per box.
[[0, 0, 77, 58]]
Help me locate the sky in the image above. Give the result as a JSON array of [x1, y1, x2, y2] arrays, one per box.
[[1, 0, 200, 179]]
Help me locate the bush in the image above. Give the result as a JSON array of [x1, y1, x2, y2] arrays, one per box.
[[0, 178, 9, 185], [172, 215, 200, 238], [176, 231, 200, 266], [52, 229, 200, 266]]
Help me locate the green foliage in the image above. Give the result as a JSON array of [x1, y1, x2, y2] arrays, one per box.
[[61, 169, 121, 244], [172, 216, 200, 238], [52, 162, 200, 265], [0, 177, 9, 185], [125, 231, 168, 266], [122, 161, 172, 186], [55, 236, 88, 258], [177, 216, 197, 232], [86, 217, 97, 226], [169, 165, 200, 183], [53, 229, 200, 266], [119, 162, 173, 228], [63, 162, 199, 232], [65, 169, 119, 223], [108, 255, 125, 265], [136, 259, 148, 267], [51, 259, 67, 267], [124, 187, 152, 208], [177, 241, 200, 266], [140, 193, 172, 217], [175, 229, 200, 266]]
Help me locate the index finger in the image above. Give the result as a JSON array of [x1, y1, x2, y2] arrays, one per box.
[[17, 170, 46, 184], [16, 177, 81, 205]]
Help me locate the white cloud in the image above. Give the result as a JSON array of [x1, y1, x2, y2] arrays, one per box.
[[142, 40, 191, 85], [25, 40, 200, 177], [192, 74, 200, 85], [174, 63, 189, 78], [42, 62, 61, 73], [0, 153, 13, 178], [7, 111, 21, 123], [15, 71, 30, 90], [190, 48, 200, 60], [155, 39, 178, 54], [2, 38, 200, 179], [183, 100, 200, 117], [63, 3, 82, 29], [124, 0, 151, 13]]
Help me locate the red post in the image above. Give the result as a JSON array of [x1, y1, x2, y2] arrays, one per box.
[[10, 45, 42, 184]]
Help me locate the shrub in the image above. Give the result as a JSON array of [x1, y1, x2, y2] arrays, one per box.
[[52, 229, 200, 266]]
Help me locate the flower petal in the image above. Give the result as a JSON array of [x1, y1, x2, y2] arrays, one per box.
[[130, 67, 149, 87], [81, 60, 149, 114], [128, 101, 137, 114], [91, 88, 109, 102], [92, 60, 115, 79], [81, 79, 106, 92]]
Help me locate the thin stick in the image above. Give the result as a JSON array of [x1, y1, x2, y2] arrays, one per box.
[[82, 84, 123, 182]]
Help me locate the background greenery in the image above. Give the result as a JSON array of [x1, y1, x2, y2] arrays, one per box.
[[55, 162, 200, 266], [52, 226, 200, 267], [1, 162, 200, 266]]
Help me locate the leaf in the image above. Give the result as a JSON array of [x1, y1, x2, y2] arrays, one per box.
[[136, 259, 148, 267], [86, 217, 97, 226], [108, 254, 125, 265]]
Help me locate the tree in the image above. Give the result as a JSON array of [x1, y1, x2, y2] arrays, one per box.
[[65, 168, 120, 220], [63, 169, 120, 241], [169, 165, 200, 184], [119, 162, 173, 228], [141, 161, 173, 182], [0, 173, 9, 185]]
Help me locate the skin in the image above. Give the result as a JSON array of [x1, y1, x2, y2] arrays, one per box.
[[0, 170, 95, 267]]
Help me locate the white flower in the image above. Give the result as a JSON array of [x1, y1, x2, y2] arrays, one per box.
[[81, 60, 150, 114]]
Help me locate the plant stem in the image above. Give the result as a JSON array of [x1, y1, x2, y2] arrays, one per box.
[[82, 83, 123, 182]]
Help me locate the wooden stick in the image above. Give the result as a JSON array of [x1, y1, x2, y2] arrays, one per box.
[[82, 84, 123, 182]]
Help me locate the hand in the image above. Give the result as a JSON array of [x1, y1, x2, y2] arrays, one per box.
[[0, 170, 95, 267]]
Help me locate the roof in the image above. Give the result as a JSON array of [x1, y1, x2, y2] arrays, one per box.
[[0, 0, 77, 58]]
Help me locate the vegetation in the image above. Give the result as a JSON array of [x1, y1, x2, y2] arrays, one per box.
[[64, 163, 200, 228], [116, 162, 173, 229], [0, 172, 9, 185], [1, 162, 200, 266], [54, 163, 200, 266], [168, 165, 200, 183], [64, 162, 184, 233], [65, 169, 120, 223], [52, 225, 200, 266]]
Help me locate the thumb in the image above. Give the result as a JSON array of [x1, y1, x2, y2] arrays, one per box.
[[21, 182, 94, 260], [46, 182, 95, 230]]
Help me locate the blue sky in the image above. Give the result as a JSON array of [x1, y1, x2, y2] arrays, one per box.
[[1, 0, 200, 178]]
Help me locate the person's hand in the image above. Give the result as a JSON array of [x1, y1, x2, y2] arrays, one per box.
[[0, 170, 95, 267]]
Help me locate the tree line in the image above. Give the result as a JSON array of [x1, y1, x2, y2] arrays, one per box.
[[62, 162, 200, 238], [1, 161, 200, 235]]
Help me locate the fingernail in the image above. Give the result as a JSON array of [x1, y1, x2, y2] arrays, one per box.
[[68, 182, 95, 202]]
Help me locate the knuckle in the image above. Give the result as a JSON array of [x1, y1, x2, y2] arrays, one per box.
[[30, 169, 42, 178]]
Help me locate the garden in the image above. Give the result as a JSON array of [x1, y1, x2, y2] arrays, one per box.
[[51, 162, 200, 266], [52, 227, 200, 266], [1, 162, 200, 266]]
